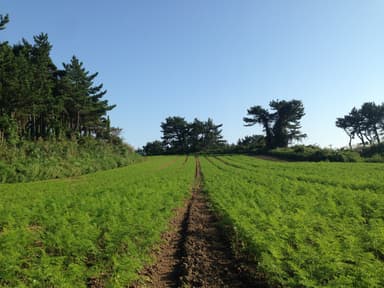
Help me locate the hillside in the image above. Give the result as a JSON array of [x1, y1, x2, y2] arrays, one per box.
[[0, 138, 139, 183]]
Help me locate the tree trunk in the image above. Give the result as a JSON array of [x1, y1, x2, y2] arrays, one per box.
[[33, 114, 36, 140], [374, 127, 381, 144], [77, 111, 80, 133], [357, 132, 366, 146]]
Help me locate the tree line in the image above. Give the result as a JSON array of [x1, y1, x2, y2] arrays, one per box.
[[142, 116, 226, 155], [336, 102, 384, 148], [244, 100, 384, 150], [142, 100, 307, 155], [0, 16, 116, 145], [143, 99, 384, 155]]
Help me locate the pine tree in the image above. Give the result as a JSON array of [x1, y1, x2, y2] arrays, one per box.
[[161, 116, 189, 153], [0, 27, 117, 143], [62, 56, 115, 137], [244, 100, 306, 149], [0, 42, 19, 143], [29, 33, 56, 139]]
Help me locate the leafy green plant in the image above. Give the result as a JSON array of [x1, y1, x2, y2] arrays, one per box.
[[0, 156, 194, 287], [201, 155, 384, 287]]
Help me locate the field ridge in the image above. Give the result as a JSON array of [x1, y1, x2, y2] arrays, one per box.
[[140, 157, 261, 287]]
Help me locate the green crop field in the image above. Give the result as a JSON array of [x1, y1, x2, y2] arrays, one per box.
[[0, 156, 194, 287], [1, 154, 383, 287], [201, 155, 384, 287]]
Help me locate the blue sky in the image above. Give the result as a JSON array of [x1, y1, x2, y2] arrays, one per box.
[[2, 0, 384, 148]]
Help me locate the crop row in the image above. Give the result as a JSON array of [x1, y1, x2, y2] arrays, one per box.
[[200, 156, 384, 287], [216, 155, 384, 191], [0, 156, 194, 287]]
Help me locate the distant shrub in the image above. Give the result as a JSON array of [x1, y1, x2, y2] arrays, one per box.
[[360, 143, 384, 158], [365, 153, 384, 163], [267, 145, 362, 162]]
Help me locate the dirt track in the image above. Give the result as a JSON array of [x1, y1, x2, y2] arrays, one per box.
[[138, 157, 267, 288]]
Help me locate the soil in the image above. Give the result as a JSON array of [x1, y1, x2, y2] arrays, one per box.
[[137, 157, 269, 288]]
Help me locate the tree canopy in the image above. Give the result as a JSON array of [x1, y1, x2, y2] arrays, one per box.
[[244, 99, 306, 149], [336, 102, 384, 148], [143, 117, 225, 155], [237, 134, 265, 149], [0, 33, 116, 144], [0, 14, 9, 30]]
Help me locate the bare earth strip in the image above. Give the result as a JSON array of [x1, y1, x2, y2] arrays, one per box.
[[137, 157, 268, 288], [135, 190, 190, 288]]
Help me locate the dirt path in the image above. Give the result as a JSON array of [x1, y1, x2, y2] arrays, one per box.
[[138, 157, 267, 288]]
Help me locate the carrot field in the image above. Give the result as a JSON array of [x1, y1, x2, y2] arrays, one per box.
[[0, 155, 383, 287], [201, 155, 384, 287], [0, 156, 194, 287]]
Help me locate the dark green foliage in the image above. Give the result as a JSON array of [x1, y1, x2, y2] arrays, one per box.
[[188, 118, 225, 152], [0, 138, 139, 183], [0, 34, 116, 143], [244, 99, 306, 149], [195, 117, 224, 151], [244, 105, 273, 147], [61, 56, 115, 138], [260, 144, 384, 163], [161, 116, 190, 153], [0, 30, 133, 182], [141, 140, 165, 155], [144, 116, 225, 155], [0, 14, 9, 30], [0, 19, 138, 184], [336, 102, 384, 148], [360, 143, 384, 162], [267, 145, 362, 162], [235, 134, 266, 153]]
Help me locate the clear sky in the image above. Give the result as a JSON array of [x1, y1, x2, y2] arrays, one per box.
[[2, 0, 384, 148]]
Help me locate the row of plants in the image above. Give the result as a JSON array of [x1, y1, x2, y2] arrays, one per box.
[[0, 156, 194, 287], [218, 155, 384, 191], [200, 155, 384, 287]]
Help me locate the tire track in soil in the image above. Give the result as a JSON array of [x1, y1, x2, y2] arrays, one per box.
[[137, 157, 268, 288]]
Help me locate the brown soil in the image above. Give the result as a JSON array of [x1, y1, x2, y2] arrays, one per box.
[[137, 157, 268, 288]]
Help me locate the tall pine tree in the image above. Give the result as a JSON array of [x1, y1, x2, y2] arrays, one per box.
[[62, 56, 115, 137]]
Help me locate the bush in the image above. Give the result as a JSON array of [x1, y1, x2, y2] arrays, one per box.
[[365, 153, 384, 163], [267, 145, 362, 162], [0, 138, 140, 183], [360, 143, 384, 158]]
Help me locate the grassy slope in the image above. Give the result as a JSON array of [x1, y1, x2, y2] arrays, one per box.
[[0, 138, 141, 183], [0, 156, 194, 287]]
